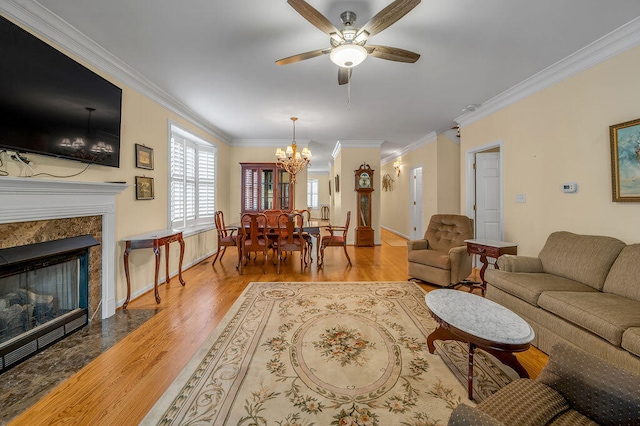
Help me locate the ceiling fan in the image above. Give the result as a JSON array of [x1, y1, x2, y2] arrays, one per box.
[[276, 0, 421, 85]]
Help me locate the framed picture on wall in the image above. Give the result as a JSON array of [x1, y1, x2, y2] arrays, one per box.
[[135, 176, 154, 200], [135, 144, 154, 170], [610, 118, 640, 202], [335, 174, 340, 193]]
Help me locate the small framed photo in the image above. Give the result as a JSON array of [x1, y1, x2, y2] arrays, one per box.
[[610, 118, 640, 202], [135, 176, 154, 200], [334, 174, 340, 193], [135, 144, 154, 170]]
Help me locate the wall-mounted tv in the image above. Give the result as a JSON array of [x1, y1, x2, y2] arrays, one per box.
[[0, 15, 122, 168]]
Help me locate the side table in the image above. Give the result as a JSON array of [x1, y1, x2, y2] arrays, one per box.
[[123, 229, 186, 309], [465, 239, 518, 292]]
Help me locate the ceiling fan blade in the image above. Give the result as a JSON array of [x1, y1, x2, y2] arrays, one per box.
[[276, 48, 331, 66], [287, 0, 340, 35], [357, 0, 421, 39], [338, 67, 352, 85], [366, 45, 420, 63]]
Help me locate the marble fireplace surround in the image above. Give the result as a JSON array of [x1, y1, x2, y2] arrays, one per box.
[[0, 176, 127, 319]]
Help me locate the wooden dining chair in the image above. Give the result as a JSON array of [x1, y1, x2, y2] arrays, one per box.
[[239, 213, 269, 274], [293, 209, 314, 264], [212, 211, 237, 267], [319, 211, 352, 267], [275, 212, 305, 273]]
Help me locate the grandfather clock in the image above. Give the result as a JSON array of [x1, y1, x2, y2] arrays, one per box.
[[354, 163, 374, 247]]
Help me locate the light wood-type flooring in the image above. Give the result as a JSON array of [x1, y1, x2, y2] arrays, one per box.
[[10, 228, 548, 425]]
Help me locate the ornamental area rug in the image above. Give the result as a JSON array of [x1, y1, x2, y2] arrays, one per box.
[[144, 282, 482, 426]]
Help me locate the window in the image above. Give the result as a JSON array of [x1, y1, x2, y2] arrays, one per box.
[[169, 123, 216, 229], [307, 178, 319, 209]]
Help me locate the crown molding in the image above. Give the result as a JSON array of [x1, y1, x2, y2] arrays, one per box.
[[381, 131, 437, 164], [231, 139, 311, 148], [455, 16, 640, 128], [0, 0, 232, 144]]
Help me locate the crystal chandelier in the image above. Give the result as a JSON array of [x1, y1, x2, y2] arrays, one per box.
[[275, 117, 311, 183]]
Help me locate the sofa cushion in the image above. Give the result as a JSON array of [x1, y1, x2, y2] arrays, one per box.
[[447, 403, 506, 426], [538, 292, 640, 346], [622, 327, 640, 358], [538, 343, 640, 426], [475, 379, 569, 426], [486, 270, 597, 306], [407, 249, 450, 270], [602, 243, 640, 302], [537, 231, 625, 290]]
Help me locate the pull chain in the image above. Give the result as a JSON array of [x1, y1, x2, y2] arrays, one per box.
[[347, 72, 351, 110]]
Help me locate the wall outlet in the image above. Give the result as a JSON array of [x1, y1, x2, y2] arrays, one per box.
[[515, 194, 526, 203]]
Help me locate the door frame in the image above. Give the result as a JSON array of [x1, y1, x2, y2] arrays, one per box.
[[409, 165, 424, 240], [465, 140, 504, 240]]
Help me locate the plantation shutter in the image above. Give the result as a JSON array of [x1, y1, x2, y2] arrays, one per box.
[[169, 124, 217, 229]]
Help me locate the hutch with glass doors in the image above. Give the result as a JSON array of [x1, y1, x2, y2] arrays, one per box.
[[241, 163, 293, 213]]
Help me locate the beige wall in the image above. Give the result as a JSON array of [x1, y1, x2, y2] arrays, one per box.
[[381, 136, 461, 238], [460, 44, 640, 256], [0, 17, 229, 304]]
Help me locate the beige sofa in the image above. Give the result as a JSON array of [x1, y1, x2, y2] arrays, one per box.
[[485, 231, 640, 374], [448, 343, 640, 426]]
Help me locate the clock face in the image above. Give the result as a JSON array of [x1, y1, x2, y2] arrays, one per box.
[[359, 172, 371, 189]]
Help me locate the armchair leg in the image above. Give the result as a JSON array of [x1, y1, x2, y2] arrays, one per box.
[[343, 245, 352, 265]]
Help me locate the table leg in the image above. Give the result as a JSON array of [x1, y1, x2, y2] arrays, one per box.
[[153, 242, 161, 304], [123, 243, 132, 310], [468, 343, 476, 400], [165, 242, 171, 285], [177, 236, 186, 286], [426, 324, 466, 353]]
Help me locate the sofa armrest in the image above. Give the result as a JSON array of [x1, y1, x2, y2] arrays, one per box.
[[537, 343, 640, 426], [448, 403, 505, 426], [496, 254, 543, 273], [407, 239, 428, 252]]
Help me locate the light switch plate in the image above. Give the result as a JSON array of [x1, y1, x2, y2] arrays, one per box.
[[515, 194, 526, 203]]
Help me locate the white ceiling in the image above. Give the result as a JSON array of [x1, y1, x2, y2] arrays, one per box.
[[25, 0, 640, 171]]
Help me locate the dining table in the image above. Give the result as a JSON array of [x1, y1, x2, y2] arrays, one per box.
[[230, 220, 323, 265]]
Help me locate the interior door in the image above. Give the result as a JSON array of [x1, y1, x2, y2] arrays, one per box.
[[410, 167, 423, 240], [475, 152, 501, 241]]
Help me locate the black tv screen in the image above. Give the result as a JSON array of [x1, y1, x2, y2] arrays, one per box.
[[0, 15, 122, 168]]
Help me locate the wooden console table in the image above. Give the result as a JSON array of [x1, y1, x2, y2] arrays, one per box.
[[123, 229, 186, 309], [465, 239, 518, 291]]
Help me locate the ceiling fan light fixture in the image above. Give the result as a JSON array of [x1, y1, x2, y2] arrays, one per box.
[[330, 44, 368, 68]]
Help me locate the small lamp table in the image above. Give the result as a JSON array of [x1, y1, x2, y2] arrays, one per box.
[[465, 239, 518, 292]]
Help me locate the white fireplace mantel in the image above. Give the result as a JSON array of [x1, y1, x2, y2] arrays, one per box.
[[0, 176, 128, 319]]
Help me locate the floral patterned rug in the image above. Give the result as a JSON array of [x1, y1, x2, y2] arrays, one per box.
[[143, 282, 505, 425]]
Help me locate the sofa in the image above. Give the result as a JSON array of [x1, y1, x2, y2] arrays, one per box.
[[407, 214, 474, 287], [448, 342, 640, 426], [485, 231, 640, 374]]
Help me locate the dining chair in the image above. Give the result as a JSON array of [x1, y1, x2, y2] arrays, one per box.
[[239, 213, 269, 274], [212, 211, 237, 267], [275, 212, 305, 273], [293, 209, 314, 264], [319, 211, 351, 267]]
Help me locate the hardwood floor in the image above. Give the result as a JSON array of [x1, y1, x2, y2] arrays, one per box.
[[10, 229, 548, 425]]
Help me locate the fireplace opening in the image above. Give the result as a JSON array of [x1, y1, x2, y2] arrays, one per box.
[[0, 235, 99, 372]]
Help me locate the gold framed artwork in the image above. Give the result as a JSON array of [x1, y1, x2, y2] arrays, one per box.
[[334, 174, 340, 193], [135, 144, 154, 170], [610, 118, 640, 202], [135, 176, 154, 200]]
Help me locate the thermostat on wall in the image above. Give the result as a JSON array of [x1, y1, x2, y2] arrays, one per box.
[[561, 182, 578, 193]]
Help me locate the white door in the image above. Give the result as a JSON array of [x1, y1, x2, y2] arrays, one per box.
[[410, 167, 423, 240], [475, 152, 501, 241]]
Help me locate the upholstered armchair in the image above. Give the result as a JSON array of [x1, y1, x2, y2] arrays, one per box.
[[407, 214, 474, 287]]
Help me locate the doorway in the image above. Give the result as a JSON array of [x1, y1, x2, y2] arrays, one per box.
[[465, 142, 504, 264], [409, 166, 423, 240]]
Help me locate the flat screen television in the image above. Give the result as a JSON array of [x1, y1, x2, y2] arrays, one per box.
[[0, 15, 122, 168]]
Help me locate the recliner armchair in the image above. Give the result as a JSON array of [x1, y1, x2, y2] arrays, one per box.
[[407, 214, 474, 287]]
